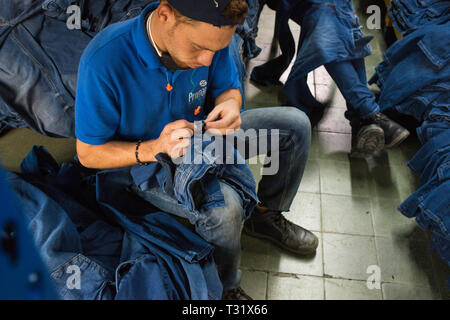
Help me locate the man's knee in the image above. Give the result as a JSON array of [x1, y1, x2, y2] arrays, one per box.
[[275, 107, 311, 148], [196, 182, 245, 242]]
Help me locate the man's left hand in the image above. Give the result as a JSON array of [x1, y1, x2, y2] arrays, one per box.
[[204, 98, 241, 135]]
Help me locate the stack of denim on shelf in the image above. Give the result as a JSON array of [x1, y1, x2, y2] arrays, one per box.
[[389, 0, 450, 36], [369, 9, 450, 286], [4, 145, 224, 299], [0, 0, 260, 138]]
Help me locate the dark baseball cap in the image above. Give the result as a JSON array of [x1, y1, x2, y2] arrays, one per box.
[[166, 0, 237, 26]]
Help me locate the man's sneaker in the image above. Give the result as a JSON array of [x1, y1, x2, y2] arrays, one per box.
[[369, 112, 410, 148], [222, 287, 253, 300], [243, 210, 319, 255]]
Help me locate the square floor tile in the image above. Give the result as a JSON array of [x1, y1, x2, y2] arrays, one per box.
[[325, 278, 382, 300], [319, 159, 371, 197], [376, 237, 435, 286], [321, 194, 374, 236], [267, 275, 324, 300], [323, 233, 378, 281], [368, 164, 420, 202], [240, 270, 268, 300], [316, 131, 352, 162], [384, 137, 421, 166], [288, 192, 321, 232], [314, 66, 333, 86], [240, 234, 271, 270], [298, 160, 321, 194], [317, 108, 352, 134], [371, 197, 427, 240], [382, 283, 442, 300]]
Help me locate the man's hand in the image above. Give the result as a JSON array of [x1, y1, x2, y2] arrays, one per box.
[[155, 119, 195, 159], [204, 98, 242, 135]]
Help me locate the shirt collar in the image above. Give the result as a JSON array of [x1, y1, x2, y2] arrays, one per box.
[[132, 2, 164, 70]]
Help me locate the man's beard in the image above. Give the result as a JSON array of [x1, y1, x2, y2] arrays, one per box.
[[160, 51, 189, 71]]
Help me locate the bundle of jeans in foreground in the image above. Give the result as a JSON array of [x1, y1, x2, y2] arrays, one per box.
[[5, 145, 227, 299], [369, 11, 450, 287]]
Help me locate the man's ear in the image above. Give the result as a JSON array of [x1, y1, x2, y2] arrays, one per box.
[[156, 4, 176, 26]]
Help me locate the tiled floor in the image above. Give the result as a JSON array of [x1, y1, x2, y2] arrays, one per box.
[[0, 2, 448, 300], [240, 3, 449, 300]]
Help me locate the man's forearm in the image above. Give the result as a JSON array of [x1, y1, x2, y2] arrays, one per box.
[[76, 139, 160, 170], [215, 88, 242, 110]]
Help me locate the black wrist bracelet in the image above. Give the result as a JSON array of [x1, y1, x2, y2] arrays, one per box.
[[135, 140, 149, 166]]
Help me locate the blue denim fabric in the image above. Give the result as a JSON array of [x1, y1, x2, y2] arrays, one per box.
[[131, 106, 311, 290], [368, 21, 450, 112], [416, 120, 450, 145], [229, 34, 248, 106], [251, 0, 373, 119], [0, 165, 59, 299], [407, 129, 450, 184], [0, 1, 155, 137], [393, 82, 450, 123], [284, 0, 372, 78], [0, 96, 28, 135], [5, 146, 222, 299], [389, 0, 450, 36], [324, 58, 380, 120], [398, 125, 450, 285], [131, 136, 258, 222], [96, 167, 223, 299], [41, 0, 155, 36], [236, 0, 262, 59]]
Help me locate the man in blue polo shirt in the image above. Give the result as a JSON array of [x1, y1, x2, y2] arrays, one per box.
[[75, 0, 317, 300]]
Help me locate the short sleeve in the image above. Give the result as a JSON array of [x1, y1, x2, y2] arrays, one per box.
[[208, 45, 241, 100], [75, 60, 120, 145]]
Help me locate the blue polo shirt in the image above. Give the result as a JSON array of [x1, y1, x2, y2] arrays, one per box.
[[75, 2, 240, 145]]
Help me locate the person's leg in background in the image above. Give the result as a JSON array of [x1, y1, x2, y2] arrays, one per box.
[[325, 58, 410, 155], [238, 107, 319, 255], [283, 73, 326, 127]]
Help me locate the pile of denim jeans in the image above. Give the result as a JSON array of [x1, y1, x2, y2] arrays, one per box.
[[389, 0, 450, 36], [0, 0, 258, 137], [369, 7, 449, 286], [4, 145, 226, 299], [0, 0, 158, 138]]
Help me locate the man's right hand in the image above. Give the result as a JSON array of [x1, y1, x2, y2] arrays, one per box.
[[155, 120, 195, 159]]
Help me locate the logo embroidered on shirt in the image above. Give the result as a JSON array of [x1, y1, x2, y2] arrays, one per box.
[[200, 80, 208, 87]]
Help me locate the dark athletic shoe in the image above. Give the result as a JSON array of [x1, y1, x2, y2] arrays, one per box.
[[244, 210, 319, 255], [369, 112, 410, 148], [222, 287, 253, 300]]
